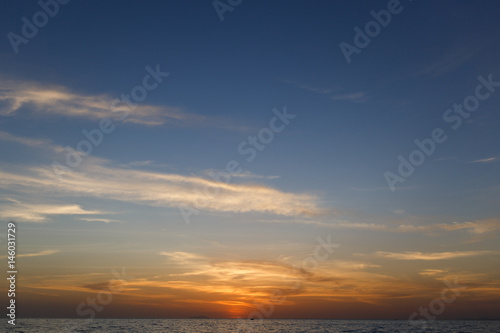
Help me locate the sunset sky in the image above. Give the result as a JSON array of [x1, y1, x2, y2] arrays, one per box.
[[1, 0, 500, 320]]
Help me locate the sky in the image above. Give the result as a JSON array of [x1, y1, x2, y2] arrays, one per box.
[[1, 0, 500, 321]]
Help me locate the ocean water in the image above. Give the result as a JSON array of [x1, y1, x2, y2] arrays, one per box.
[[5, 318, 500, 332]]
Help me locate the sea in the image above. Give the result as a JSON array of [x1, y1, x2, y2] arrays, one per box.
[[4, 319, 500, 332]]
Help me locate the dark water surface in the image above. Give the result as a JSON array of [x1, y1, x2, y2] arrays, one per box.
[[5, 318, 500, 332]]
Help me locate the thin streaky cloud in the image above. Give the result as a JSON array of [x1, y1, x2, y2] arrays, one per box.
[[78, 218, 121, 223], [349, 186, 390, 192], [281, 79, 366, 103], [119, 160, 173, 169], [0, 133, 322, 217], [419, 269, 448, 276], [0, 249, 58, 259], [0, 199, 104, 222], [0, 130, 65, 153], [415, 43, 480, 77], [259, 218, 386, 230], [373, 250, 497, 260], [0, 130, 51, 147], [331, 92, 366, 101], [470, 157, 498, 163], [127, 160, 155, 167], [0, 160, 322, 217], [397, 218, 500, 235], [0, 79, 203, 126], [279, 79, 336, 95], [205, 170, 280, 180], [259, 217, 500, 237], [434, 156, 458, 161]]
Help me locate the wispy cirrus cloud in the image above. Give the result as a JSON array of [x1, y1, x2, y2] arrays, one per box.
[[258, 217, 500, 240], [281, 79, 366, 103], [0, 131, 322, 217], [0, 163, 321, 220], [331, 92, 366, 102], [279, 80, 336, 95], [373, 250, 497, 260], [0, 130, 54, 148], [0, 78, 204, 126], [259, 218, 386, 230], [0, 249, 58, 259], [397, 218, 500, 235], [126, 160, 155, 167], [415, 43, 480, 77], [470, 156, 498, 163], [419, 269, 448, 276], [78, 217, 120, 223], [204, 169, 280, 180], [119, 160, 173, 169], [0, 199, 104, 222]]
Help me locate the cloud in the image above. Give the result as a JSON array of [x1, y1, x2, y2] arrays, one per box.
[[0, 78, 203, 126], [21, 249, 500, 312], [470, 157, 498, 163], [438, 219, 500, 234], [78, 217, 120, 223], [0, 199, 104, 222], [280, 80, 335, 95], [0, 158, 322, 218], [0, 131, 321, 218], [205, 170, 279, 180], [127, 160, 155, 167], [159, 251, 206, 262], [156, 252, 309, 300], [258, 216, 500, 240], [331, 92, 366, 102], [373, 250, 496, 260], [0, 131, 66, 157], [157, 251, 346, 298], [118, 160, 173, 169], [0, 130, 53, 148], [397, 218, 500, 235], [419, 269, 448, 276], [259, 218, 386, 230], [415, 44, 479, 77], [0, 249, 58, 259], [330, 261, 381, 271], [281, 80, 366, 103], [151, 251, 443, 305]]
